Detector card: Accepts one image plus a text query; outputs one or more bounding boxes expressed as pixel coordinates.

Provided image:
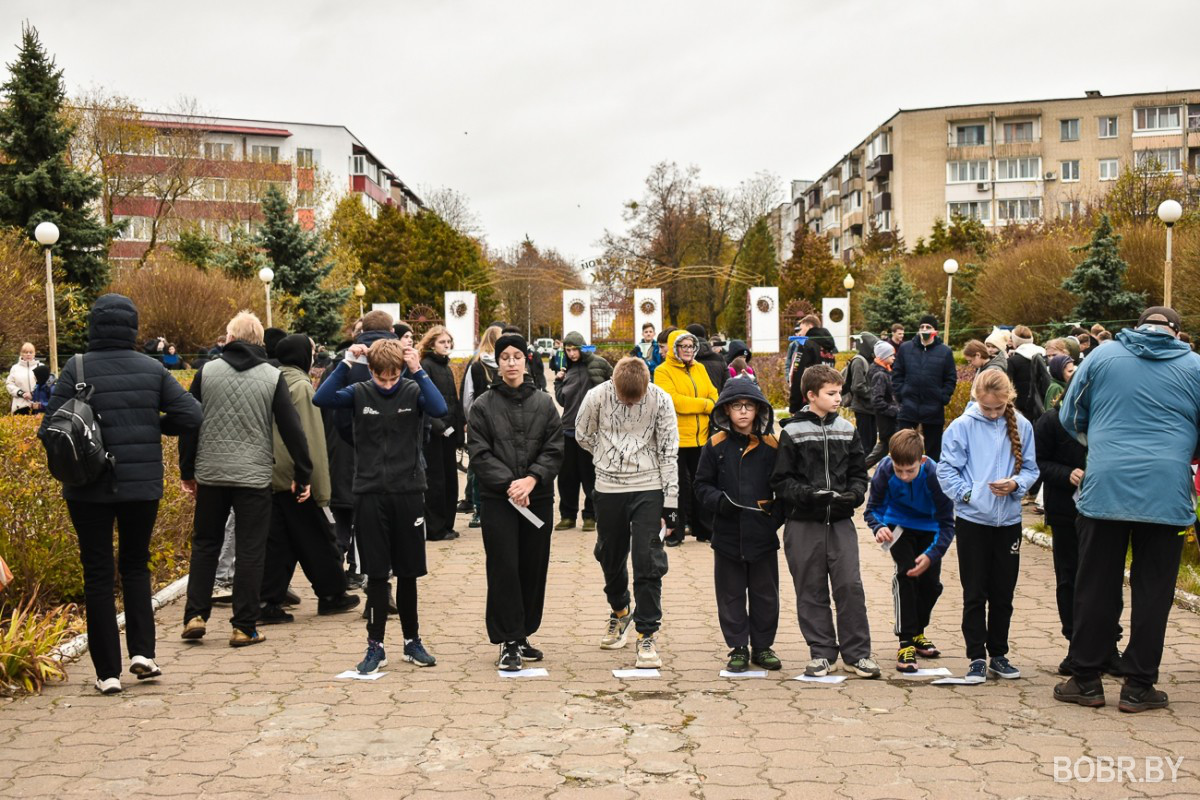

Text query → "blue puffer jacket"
[936,402,1038,527]
[1061,326,1200,527]
[864,456,956,561]
[892,336,957,423]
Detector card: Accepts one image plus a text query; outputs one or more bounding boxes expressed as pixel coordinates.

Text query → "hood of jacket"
[87,293,139,351]
[563,331,587,349]
[805,326,836,350]
[1014,342,1045,360]
[984,351,1008,372]
[664,329,700,368]
[1117,326,1195,360]
[356,328,398,348]
[856,332,879,360]
[711,376,773,436]
[221,339,270,371]
[276,334,313,373]
[491,374,537,398]
[724,339,751,364]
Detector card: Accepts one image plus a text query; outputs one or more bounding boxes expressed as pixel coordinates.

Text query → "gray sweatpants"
[782,518,871,663]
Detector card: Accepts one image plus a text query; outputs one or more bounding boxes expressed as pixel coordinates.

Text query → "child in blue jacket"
[864,428,955,673]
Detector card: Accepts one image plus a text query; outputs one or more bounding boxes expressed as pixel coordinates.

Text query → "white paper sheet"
[335,670,387,681]
[720,670,768,678]
[879,524,905,552]
[443,426,455,438]
[896,667,952,678]
[792,674,847,684]
[931,677,979,685]
[508,500,545,529]
[613,669,660,678]
[497,668,549,678]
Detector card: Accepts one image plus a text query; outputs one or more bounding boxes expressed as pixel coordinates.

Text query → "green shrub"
[0,592,76,695]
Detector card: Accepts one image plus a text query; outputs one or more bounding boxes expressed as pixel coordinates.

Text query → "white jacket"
[6,359,39,412]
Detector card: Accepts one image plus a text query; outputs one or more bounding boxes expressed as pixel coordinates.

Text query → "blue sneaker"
[356,639,387,674]
[402,638,437,667]
[988,656,1021,680]
[963,659,987,684]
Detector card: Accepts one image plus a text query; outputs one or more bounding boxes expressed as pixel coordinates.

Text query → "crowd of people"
[24,295,1200,715]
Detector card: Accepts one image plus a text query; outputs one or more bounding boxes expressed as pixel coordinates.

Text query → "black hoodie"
[41,293,204,502]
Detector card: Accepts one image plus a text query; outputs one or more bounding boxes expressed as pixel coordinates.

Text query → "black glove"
[663,508,679,530]
[718,496,737,517]
[829,491,860,518]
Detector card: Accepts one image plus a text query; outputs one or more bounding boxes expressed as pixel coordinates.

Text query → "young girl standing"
[936,370,1038,684]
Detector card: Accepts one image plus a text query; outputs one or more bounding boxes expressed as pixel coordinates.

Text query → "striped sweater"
[575,381,680,507]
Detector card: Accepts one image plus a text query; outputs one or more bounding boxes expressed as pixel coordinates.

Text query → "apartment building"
[109,113,422,262]
[764,179,811,265]
[803,89,1200,261]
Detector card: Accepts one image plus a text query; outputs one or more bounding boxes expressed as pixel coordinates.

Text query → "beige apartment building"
[799,89,1200,262]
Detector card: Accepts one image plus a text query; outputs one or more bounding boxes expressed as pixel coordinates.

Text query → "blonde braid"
[1002,402,1023,475]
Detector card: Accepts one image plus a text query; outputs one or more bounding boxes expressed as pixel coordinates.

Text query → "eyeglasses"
[677,344,697,351]
[729,402,757,412]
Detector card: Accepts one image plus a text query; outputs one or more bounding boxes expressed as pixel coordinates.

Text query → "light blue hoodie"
[936,402,1038,527]
[1061,325,1200,527]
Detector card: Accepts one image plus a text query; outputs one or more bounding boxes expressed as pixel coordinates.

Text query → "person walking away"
[891,315,957,460]
[553,331,612,531]
[865,341,900,468]
[845,332,878,456]
[772,364,880,679]
[1007,325,1050,422]
[7,341,40,414]
[786,315,838,414]
[419,326,465,541]
[468,334,564,672]
[936,369,1037,684]
[654,329,718,546]
[576,357,678,670]
[694,378,784,673]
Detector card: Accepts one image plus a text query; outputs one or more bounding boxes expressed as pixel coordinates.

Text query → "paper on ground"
[879,524,905,552]
[896,667,952,677]
[931,677,978,685]
[793,674,847,684]
[335,670,387,681]
[497,668,549,678]
[508,500,545,529]
[720,670,768,678]
[613,668,660,678]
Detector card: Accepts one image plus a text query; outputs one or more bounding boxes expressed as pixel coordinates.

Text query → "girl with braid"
[936,370,1038,684]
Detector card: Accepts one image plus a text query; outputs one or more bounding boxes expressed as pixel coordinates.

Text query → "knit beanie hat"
[918,314,938,329]
[1010,329,1033,349]
[686,323,708,340]
[874,341,895,360]
[393,322,413,340]
[985,328,1011,351]
[1048,354,1071,383]
[494,333,528,359]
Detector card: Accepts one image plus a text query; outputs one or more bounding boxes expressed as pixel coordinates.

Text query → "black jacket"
[554,351,612,431]
[771,405,868,523]
[335,328,400,443]
[891,335,956,423]
[467,376,564,502]
[695,379,784,562]
[1009,349,1051,422]
[846,334,878,415]
[868,362,900,418]
[695,340,728,394]
[1034,408,1087,528]
[41,293,204,503]
[421,352,464,447]
[787,327,837,413]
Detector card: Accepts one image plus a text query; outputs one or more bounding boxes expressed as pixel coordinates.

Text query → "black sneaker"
[519,639,544,662]
[259,604,294,625]
[751,648,782,671]
[345,572,365,590]
[725,646,750,673]
[1054,676,1106,707]
[456,499,474,513]
[497,641,523,672]
[283,589,302,606]
[317,593,361,615]
[664,532,685,547]
[1118,682,1168,713]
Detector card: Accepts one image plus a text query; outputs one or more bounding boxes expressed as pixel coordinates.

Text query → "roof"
[148,119,291,137]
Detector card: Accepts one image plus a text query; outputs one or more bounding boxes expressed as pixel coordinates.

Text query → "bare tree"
[489,238,584,338]
[421,185,483,239]
[67,87,156,226]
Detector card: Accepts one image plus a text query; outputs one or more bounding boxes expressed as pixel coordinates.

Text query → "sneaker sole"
[896,665,918,673]
[725,664,748,673]
[229,635,266,648]
[95,682,122,695]
[180,624,206,640]
[962,676,987,684]
[600,626,631,650]
[636,658,663,669]
[845,664,881,678]
[989,669,1021,680]
[804,667,830,677]
[358,659,389,675]
[497,661,523,672]
[1118,698,1167,713]
[130,664,162,681]
[318,602,361,616]
[1055,691,1106,708]
[402,655,437,667]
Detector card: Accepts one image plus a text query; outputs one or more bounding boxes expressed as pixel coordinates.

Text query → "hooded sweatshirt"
[1061,325,1200,527]
[653,329,719,448]
[271,334,331,505]
[935,402,1038,527]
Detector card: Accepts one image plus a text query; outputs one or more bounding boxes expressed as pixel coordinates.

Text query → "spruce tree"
[861,265,928,335]
[0,24,117,295]
[722,218,776,339]
[255,184,348,341]
[1061,214,1145,325]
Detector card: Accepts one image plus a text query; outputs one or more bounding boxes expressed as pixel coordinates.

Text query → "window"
[1060,160,1080,182]
[1190,105,1200,130]
[1060,200,1082,219]
[1099,158,1119,181]
[1002,121,1034,143]
[867,132,890,159]
[200,178,227,200]
[947,160,989,183]
[155,136,181,156]
[350,155,366,175]
[875,210,892,232]
[117,216,154,241]
[947,201,990,222]
[1135,148,1182,173]
[1135,106,1181,131]
[955,124,986,145]
[840,159,859,182]
[295,148,314,169]
[251,145,279,163]
[996,157,1041,181]
[1098,116,1118,138]
[1060,119,1079,141]
[204,142,233,160]
[997,198,1041,222]
[830,237,840,257]
[296,189,315,208]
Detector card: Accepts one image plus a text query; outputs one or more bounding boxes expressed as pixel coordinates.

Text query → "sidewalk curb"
[1021,527,1200,615]
[54,575,190,663]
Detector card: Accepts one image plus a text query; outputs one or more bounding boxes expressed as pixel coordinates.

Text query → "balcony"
[865,153,892,181]
[872,192,892,215]
[841,175,863,195]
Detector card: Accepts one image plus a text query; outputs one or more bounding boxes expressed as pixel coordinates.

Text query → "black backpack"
[38,354,115,487]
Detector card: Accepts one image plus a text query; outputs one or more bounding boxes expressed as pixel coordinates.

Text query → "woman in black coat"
[419,326,465,541]
[40,294,203,695]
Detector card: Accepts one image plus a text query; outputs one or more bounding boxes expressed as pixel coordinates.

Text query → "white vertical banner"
[633,289,663,340]
[822,297,851,352]
[371,303,402,322]
[562,290,592,345]
[443,291,476,358]
[748,287,780,353]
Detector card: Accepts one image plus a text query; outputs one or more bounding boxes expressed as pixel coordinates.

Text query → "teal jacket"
[1060,326,1200,527]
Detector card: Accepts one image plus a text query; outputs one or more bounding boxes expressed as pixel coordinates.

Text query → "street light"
[354,279,366,318]
[34,221,60,375]
[258,266,275,328]
[843,274,855,350]
[1157,199,1182,307]
[943,258,959,343]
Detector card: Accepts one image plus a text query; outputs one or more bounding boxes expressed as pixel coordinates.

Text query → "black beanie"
[686,323,707,339]
[393,322,413,339]
[494,333,528,359]
[918,314,938,329]
[263,327,288,358]
[33,364,50,383]
[275,333,313,373]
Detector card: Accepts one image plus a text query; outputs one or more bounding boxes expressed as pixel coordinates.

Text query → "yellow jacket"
[654,329,719,447]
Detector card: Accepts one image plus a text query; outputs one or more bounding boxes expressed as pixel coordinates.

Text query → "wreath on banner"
[569,299,586,316]
[756,296,774,314]
[639,298,657,315]
[450,300,468,319]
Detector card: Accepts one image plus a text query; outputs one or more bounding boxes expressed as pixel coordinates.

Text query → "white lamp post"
[258,266,275,328]
[34,221,60,375]
[943,258,959,343]
[1157,199,1182,307]
[354,279,366,318]
[843,274,855,339]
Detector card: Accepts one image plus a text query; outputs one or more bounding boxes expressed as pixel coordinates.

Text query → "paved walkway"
[2,507,1198,799]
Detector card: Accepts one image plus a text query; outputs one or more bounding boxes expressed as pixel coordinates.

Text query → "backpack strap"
[73,353,85,390]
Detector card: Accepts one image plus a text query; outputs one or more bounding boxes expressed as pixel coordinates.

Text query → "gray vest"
[194,359,280,488]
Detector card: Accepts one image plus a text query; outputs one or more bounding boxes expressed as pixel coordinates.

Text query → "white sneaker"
[95,677,122,695]
[600,610,632,650]
[845,656,882,679]
[635,635,663,668]
[804,657,831,677]
[130,656,162,680]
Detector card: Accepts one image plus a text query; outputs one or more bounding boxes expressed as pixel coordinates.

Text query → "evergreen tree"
[255,185,348,341]
[1061,213,1145,325]
[861,265,928,335]
[172,227,218,270]
[0,24,117,295]
[779,225,844,306]
[722,217,776,338]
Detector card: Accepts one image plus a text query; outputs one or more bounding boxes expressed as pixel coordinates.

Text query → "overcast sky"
[5,0,1198,263]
